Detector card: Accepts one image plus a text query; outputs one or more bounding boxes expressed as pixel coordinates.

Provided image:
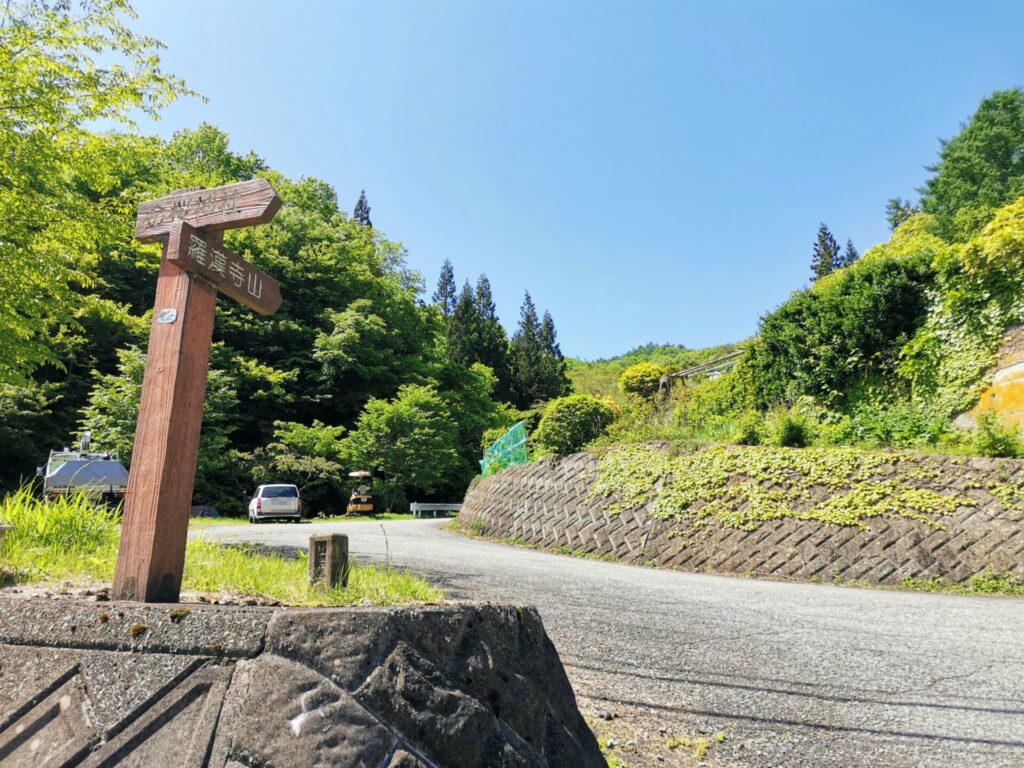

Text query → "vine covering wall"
[458,444,1024,584]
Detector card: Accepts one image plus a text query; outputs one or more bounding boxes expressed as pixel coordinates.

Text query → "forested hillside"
[567,343,735,402]
[574,88,1024,458]
[0,1,571,514]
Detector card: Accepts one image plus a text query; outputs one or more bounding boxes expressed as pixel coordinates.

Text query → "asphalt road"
[194,518,1024,768]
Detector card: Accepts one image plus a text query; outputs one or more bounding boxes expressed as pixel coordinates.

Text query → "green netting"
[480,421,529,476]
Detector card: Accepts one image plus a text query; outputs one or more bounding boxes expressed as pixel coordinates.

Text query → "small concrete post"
[308,533,349,588]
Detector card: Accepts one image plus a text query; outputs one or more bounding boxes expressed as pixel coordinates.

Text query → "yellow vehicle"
[346,470,374,515]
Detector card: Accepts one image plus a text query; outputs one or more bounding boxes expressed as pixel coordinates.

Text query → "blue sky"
[131,0,1024,360]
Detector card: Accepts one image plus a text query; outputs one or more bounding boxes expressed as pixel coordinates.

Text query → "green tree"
[446,282,479,367]
[618,363,667,399]
[353,189,372,227]
[77,346,244,511]
[920,88,1024,241]
[341,384,460,511]
[0,0,193,384]
[433,259,457,318]
[508,292,544,407]
[810,223,840,280]
[474,274,511,398]
[0,382,59,491]
[538,310,571,399]
[433,362,506,491]
[534,395,615,455]
[834,239,859,269]
[251,420,347,515]
[886,197,919,231]
[748,254,933,407]
[507,294,569,408]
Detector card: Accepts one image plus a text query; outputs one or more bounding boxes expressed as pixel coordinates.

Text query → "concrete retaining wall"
[0,596,603,767]
[458,448,1024,585]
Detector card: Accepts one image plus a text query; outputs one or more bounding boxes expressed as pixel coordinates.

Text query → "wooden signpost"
[112,180,283,602]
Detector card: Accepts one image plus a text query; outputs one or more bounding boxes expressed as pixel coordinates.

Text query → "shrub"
[731,411,763,446]
[747,254,933,408]
[618,363,667,399]
[848,399,951,448]
[765,408,811,447]
[675,368,754,428]
[971,411,1023,457]
[534,394,615,455]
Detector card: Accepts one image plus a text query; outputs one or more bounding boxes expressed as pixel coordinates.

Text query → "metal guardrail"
[410,503,462,518]
[660,351,745,391]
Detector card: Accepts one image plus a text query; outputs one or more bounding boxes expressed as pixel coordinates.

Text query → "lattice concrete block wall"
[459,449,1024,585]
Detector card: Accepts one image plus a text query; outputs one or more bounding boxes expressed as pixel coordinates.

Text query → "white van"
[248,484,301,523]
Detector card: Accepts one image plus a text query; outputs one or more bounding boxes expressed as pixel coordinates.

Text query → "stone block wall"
[0,598,603,767]
[458,448,1024,585]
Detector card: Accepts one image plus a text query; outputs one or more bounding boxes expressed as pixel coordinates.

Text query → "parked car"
[248,484,301,523]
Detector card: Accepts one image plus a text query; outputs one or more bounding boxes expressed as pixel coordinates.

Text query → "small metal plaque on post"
[308,534,349,588]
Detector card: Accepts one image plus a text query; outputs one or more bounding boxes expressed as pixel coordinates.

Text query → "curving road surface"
[194,518,1024,768]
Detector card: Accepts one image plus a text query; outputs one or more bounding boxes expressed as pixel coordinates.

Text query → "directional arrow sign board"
[113,181,283,603]
[168,221,282,315]
[134,178,281,243]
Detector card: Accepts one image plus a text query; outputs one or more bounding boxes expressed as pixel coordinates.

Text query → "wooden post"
[112,241,217,602]
[113,182,282,603]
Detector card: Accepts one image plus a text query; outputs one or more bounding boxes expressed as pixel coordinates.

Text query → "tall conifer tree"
[508,294,569,407]
[473,274,510,397]
[538,310,570,397]
[433,259,457,318]
[353,190,372,228]
[446,282,478,366]
[810,223,839,280]
[508,292,543,407]
[835,239,859,269]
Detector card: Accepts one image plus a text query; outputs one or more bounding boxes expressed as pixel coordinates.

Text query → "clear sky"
[130,0,1024,360]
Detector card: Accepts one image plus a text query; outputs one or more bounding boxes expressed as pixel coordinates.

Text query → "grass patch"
[900,570,1024,597]
[184,539,440,606]
[1,489,440,606]
[0,487,120,582]
[551,545,618,563]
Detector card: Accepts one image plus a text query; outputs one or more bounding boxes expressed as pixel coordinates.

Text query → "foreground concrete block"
[0,596,603,767]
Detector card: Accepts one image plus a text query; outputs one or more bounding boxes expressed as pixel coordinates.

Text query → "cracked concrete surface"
[200,518,1024,768]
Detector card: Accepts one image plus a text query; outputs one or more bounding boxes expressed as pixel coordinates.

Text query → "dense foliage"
[534,394,615,456]
[0,0,192,384]
[591,87,1024,459]
[0,2,561,512]
[920,88,1024,241]
[617,363,667,399]
[747,246,933,407]
[568,343,736,403]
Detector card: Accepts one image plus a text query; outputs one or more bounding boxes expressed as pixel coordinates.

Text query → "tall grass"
[183,539,441,606]
[0,488,441,605]
[0,487,120,581]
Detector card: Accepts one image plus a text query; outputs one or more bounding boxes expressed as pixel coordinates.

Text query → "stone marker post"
[308,534,349,588]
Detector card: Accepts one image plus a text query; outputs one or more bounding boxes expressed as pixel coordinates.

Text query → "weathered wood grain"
[112,238,218,602]
[116,181,283,603]
[134,179,282,243]
[167,221,282,316]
